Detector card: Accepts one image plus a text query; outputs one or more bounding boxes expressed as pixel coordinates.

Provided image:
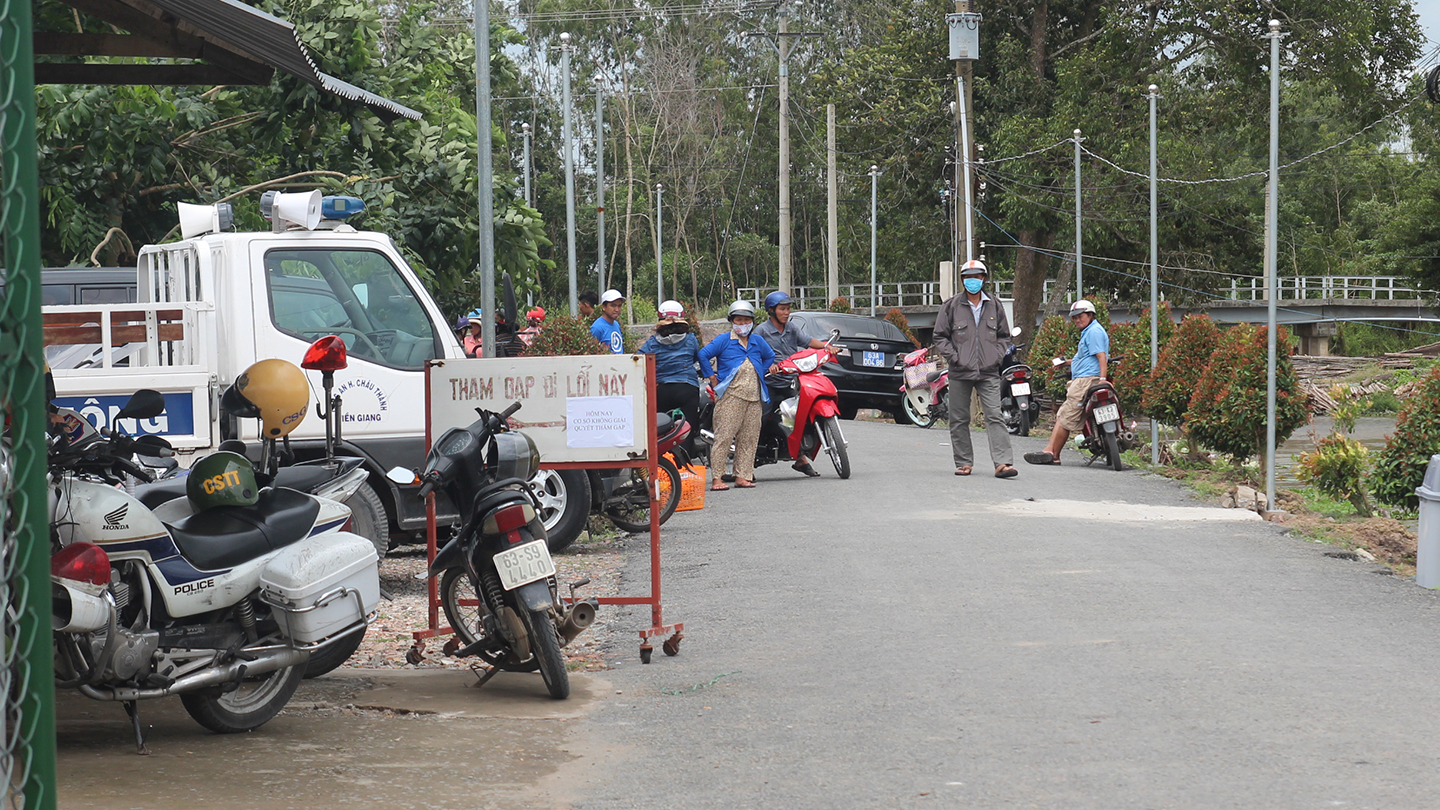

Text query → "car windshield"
[264,248,436,369]
[800,314,907,342]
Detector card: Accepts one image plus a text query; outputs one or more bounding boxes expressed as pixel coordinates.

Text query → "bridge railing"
[736,280,1058,312]
[1226,276,1431,301]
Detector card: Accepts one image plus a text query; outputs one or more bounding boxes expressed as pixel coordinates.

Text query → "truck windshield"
[264,248,437,370]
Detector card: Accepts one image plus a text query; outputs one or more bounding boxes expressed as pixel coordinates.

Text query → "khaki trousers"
[712,393,763,482]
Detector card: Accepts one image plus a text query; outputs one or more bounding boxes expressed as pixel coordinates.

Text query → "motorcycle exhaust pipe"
[557,599,599,645]
[1121,431,1136,443]
[53,580,113,633]
[77,647,309,701]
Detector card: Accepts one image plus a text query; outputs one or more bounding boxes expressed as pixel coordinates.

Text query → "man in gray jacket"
[931,260,1017,478]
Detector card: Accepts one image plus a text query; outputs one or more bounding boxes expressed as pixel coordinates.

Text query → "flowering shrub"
[523,313,610,357]
[1185,324,1308,465]
[1370,366,1440,509]
[829,296,852,314]
[1027,315,1079,400]
[885,308,920,347]
[1143,314,1221,428]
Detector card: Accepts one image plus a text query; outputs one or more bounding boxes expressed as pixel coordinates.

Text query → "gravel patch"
[341,518,629,673]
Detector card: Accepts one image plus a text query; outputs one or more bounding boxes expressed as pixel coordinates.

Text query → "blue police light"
[321,195,366,221]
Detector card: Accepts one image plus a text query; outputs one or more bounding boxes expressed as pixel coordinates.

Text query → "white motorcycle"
[47,389,379,749]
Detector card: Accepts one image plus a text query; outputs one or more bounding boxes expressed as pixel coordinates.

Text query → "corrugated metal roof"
[141,0,421,121]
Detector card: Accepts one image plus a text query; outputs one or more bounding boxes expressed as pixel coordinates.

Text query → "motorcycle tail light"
[483,503,535,536]
[1014,369,1027,379]
[52,543,110,586]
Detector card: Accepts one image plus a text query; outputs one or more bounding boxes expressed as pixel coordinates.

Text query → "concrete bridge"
[738,276,1440,355]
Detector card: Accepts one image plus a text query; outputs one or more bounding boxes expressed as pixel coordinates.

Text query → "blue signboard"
[53,392,195,437]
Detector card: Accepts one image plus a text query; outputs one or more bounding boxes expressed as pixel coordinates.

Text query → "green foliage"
[1297,385,1375,517]
[523,314,610,357]
[828,297,852,314]
[1186,325,1309,464]
[1370,367,1440,509]
[1028,315,1080,400]
[1335,321,1440,357]
[885,308,920,347]
[1143,314,1221,428]
[1105,322,1148,416]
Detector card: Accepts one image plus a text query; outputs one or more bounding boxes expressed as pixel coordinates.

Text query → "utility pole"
[948,2,980,268]
[826,103,839,305]
[475,0,496,356]
[561,32,578,317]
[870,165,879,317]
[656,182,664,303]
[595,76,607,292]
[1148,86,1159,465]
[1265,19,1282,512]
[522,122,533,306]
[746,9,817,294]
[1073,128,1083,298]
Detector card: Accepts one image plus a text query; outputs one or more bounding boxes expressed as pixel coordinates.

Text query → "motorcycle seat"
[655,411,675,434]
[165,487,321,570]
[134,477,188,510]
[925,369,944,383]
[134,464,346,510]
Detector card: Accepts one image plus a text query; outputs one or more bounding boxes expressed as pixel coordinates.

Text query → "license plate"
[1011,382,1031,397]
[862,351,884,367]
[493,540,556,590]
[1093,404,1120,424]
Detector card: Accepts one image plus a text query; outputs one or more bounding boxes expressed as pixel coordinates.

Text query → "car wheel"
[529,468,590,553]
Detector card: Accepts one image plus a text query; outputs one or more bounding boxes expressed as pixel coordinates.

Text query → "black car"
[784,311,915,422]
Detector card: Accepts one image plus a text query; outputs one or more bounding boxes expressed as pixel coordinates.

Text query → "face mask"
[732,323,753,337]
[963,278,984,294]
[655,333,686,345]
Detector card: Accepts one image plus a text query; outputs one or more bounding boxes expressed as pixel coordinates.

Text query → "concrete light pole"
[561,32,578,316]
[656,183,664,303]
[1074,128,1083,298]
[522,122,533,306]
[1265,19,1282,511]
[1148,85,1160,465]
[870,165,879,317]
[475,0,496,356]
[595,75,607,292]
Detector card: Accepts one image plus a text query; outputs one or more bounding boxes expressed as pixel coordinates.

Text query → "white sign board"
[427,355,652,463]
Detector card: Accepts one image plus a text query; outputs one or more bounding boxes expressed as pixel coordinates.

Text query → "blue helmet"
[466,308,483,326]
[764,290,791,314]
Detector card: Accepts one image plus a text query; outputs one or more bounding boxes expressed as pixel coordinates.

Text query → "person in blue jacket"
[590,289,626,353]
[698,300,777,490]
[637,300,702,457]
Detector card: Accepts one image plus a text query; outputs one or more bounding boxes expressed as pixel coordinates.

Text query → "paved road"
[553,419,1440,809]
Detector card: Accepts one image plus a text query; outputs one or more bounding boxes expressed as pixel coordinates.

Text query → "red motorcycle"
[699,339,851,479]
[1052,355,1136,472]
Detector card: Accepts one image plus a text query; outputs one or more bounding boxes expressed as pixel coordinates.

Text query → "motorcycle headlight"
[792,354,819,373]
[778,397,799,432]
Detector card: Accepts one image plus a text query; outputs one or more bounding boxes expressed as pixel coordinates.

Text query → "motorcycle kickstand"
[122,700,149,756]
[467,662,501,688]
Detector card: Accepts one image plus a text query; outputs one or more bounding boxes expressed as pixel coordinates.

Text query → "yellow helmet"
[232,359,309,438]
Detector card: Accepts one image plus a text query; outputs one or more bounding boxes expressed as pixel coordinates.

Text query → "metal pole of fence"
[1265,19,1281,512]
[1149,84,1160,465]
[1,0,57,799]
[561,33,578,316]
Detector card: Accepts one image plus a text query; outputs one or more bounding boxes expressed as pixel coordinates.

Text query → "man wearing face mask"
[932,260,1018,479]
[756,290,831,477]
[637,300,702,457]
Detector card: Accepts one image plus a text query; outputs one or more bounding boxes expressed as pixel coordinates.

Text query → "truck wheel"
[347,480,390,558]
[530,469,590,553]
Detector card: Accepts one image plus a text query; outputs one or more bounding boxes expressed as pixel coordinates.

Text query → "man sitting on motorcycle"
[1024,299,1109,466]
[756,290,831,477]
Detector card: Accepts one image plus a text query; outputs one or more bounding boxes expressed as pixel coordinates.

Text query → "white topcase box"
[260,532,379,645]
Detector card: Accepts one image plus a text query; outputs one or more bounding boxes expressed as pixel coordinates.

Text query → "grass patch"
[1287,485,1357,520]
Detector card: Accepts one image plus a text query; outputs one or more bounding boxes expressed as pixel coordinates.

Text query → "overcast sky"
[1417,0,1440,48]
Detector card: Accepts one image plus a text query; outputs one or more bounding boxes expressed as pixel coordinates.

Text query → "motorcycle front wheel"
[605,457,681,533]
[820,416,851,479]
[1103,431,1123,472]
[520,606,570,699]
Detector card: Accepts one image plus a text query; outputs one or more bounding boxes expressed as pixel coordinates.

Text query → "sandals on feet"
[1023,451,1061,465]
[792,461,821,477]
[734,479,756,488]
[710,482,730,491]
[995,464,1018,479]
[954,466,973,476]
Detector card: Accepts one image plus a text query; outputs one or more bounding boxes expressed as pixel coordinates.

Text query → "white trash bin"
[1415,455,1440,588]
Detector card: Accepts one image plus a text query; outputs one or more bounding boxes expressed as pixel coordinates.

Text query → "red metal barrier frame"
[410,354,683,665]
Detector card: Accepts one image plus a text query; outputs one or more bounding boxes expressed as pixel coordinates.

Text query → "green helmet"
[186,451,259,510]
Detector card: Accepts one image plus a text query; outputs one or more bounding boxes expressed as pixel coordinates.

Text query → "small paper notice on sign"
[566,396,635,448]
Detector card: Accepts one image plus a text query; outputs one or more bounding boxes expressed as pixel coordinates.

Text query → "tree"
[1185,324,1308,467]
[1142,313,1221,439]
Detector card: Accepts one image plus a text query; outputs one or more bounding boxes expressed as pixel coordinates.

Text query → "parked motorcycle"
[900,347,948,429]
[1000,332,1041,437]
[394,401,597,700]
[698,334,851,479]
[1052,355,1135,471]
[47,389,379,749]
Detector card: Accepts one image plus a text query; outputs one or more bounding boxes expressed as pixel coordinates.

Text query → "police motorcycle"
[390,401,598,700]
[47,370,380,749]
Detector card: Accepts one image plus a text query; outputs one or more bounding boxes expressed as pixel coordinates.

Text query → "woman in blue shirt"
[637,300,702,457]
[698,301,777,489]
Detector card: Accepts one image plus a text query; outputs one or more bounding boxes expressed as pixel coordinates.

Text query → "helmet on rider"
[658,300,685,321]
[727,300,757,322]
[186,450,259,510]
[960,259,988,277]
[226,358,310,439]
[466,308,483,327]
[1069,299,1097,319]
[526,307,546,325]
[763,290,791,317]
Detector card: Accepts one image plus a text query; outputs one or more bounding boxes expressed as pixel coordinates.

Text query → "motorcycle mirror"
[135,434,173,454]
[1011,326,1023,337]
[116,389,165,421]
[501,272,518,335]
[828,329,841,343]
[386,466,419,485]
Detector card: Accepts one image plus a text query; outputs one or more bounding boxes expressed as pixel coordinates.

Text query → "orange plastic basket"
[675,463,707,512]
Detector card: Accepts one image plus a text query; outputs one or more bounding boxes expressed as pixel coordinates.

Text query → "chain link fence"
[1,0,58,804]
